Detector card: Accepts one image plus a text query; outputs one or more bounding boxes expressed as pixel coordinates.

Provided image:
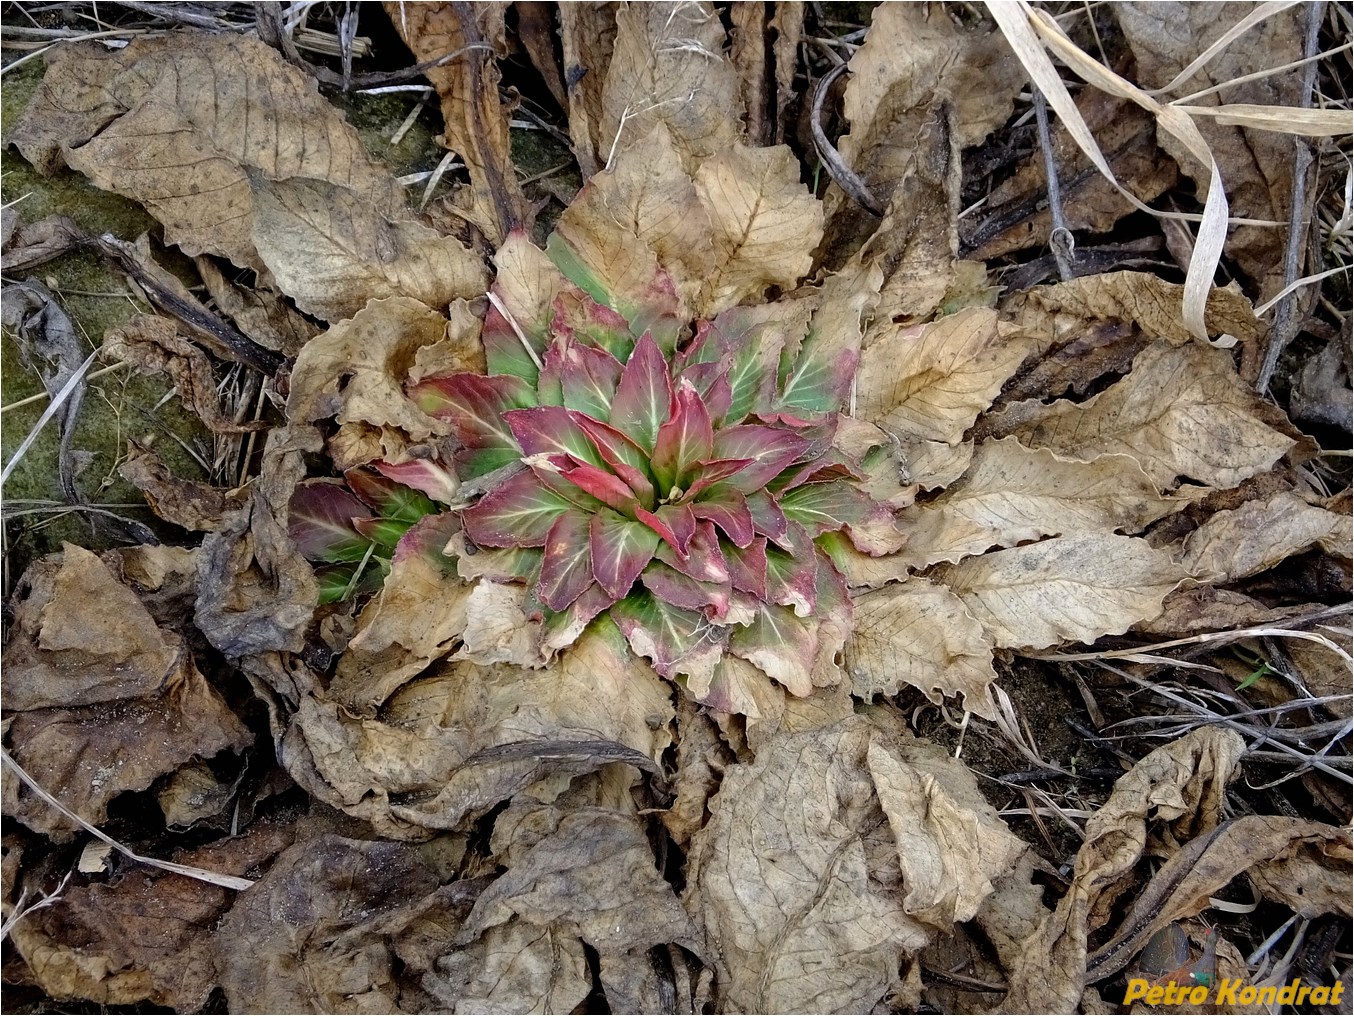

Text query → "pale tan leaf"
[991,341,1295,489]
[567,123,714,309]
[694,142,825,316]
[425,922,590,1014]
[935,534,1187,650]
[1179,490,1354,583]
[287,296,452,440]
[600,1,742,168]
[686,718,931,1013]
[847,579,998,718]
[9,33,400,273]
[252,177,486,323]
[857,309,1031,444]
[329,540,472,715]
[558,2,620,177]
[902,438,1183,569]
[902,437,975,491]
[866,739,1025,928]
[452,580,543,667]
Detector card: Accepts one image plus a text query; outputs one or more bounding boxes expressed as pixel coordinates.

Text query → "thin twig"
[810,62,885,216]
[1032,88,1076,280]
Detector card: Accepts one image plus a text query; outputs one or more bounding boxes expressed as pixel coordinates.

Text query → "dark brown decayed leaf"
[119,442,246,533]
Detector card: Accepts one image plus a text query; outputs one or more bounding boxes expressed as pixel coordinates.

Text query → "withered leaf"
[558,1,620,178]
[600,1,742,168]
[424,920,590,1014]
[10,34,400,274]
[119,441,245,533]
[935,534,1186,650]
[857,309,1031,445]
[901,438,1183,569]
[990,340,1295,489]
[847,578,998,718]
[1179,490,1353,584]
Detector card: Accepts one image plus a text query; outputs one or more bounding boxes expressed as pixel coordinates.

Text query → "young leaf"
[537,509,595,611]
[681,457,756,501]
[461,469,577,547]
[570,411,656,504]
[654,520,730,583]
[290,481,374,563]
[650,379,714,490]
[558,462,641,514]
[691,488,756,548]
[345,467,437,523]
[608,331,674,453]
[744,488,789,542]
[635,502,698,557]
[590,510,661,598]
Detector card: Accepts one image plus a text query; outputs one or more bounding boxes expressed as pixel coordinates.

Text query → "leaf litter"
[1,3,1350,1014]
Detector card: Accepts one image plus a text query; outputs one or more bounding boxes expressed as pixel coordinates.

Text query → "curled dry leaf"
[857,308,1032,445]
[935,533,1187,650]
[119,441,245,533]
[1179,490,1354,584]
[10,34,398,275]
[425,920,590,1014]
[728,2,803,146]
[558,1,621,177]
[1003,727,1244,1013]
[847,578,998,719]
[7,817,294,1011]
[600,1,742,169]
[990,341,1296,489]
[383,1,531,244]
[687,716,1022,1013]
[2,546,250,840]
[901,437,1184,570]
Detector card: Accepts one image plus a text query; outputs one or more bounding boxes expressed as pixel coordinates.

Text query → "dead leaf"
[857,308,1032,444]
[1179,490,1353,584]
[935,534,1186,650]
[2,546,251,840]
[10,34,400,275]
[600,1,742,168]
[195,256,319,357]
[1139,587,1322,636]
[424,919,591,1013]
[216,834,439,1013]
[901,438,1184,569]
[119,441,245,533]
[695,141,826,316]
[847,578,998,718]
[7,817,293,1011]
[558,2,620,177]
[989,341,1296,489]
[729,2,804,146]
[687,715,1024,1012]
[1115,3,1306,301]
[452,579,543,668]
[384,1,532,244]
[661,698,731,846]
[1003,727,1244,1012]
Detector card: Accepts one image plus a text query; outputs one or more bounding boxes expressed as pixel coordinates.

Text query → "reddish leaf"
[590,510,660,598]
[729,602,817,697]
[677,360,733,426]
[289,481,373,563]
[558,462,640,514]
[344,467,437,523]
[408,372,535,478]
[352,515,411,550]
[570,411,656,504]
[448,531,542,583]
[778,324,857,419]
[636,502,698,558]
[744,488,789,542]
[535,340,566,406]
[537,510,594,610]
[710,425,809,491]
[393,511,462,567]
[558,340,624,420]
[700,306,793,424]
[691,489,755,548]
[641,562,732,617]
[373,458,459,505]
[765,545,818,616]
[682,458,755,501]
[504,406,605,467]
[723,537,768,599]
[552,291,635,363]
[539,581,616,652]
[609,331,673,453]
[654,520,730,583]
[651,378,714,490]
[461,469,576,547]
[610,592,717,678]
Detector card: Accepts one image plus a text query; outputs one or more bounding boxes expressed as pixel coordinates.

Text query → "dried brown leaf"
[935,534,1186,650]
[901,438,1183,570]
[857,308,1032,445]
[120,442,245,532]
[558,2,620,177]
[600,1,742,168]
[424,920,590,1013]
[990,341,1295,489]
[847,579,998,718]
[195,256,319,357]
[1179,490,1353,584]
[382,1,532,244]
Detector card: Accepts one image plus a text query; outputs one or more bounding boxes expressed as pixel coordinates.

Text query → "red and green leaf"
[690,488,755,548]
[448,531,542,583]
[558,462,640,514]
[392,511,461,569]
[723,537,768,600]
[315,562,386,604]
[611,592,716,677]
[650,379,714,490]
[352,515,412,551]
[552,291,635,363]
[558,340,624,420]
[504,406,605,468]
[570,412,656,504]
[682,458,755,501]
[641,561,732,618]
[636,502,697,557]
[729,602,817,697]
[777,325,857,419]
[344,467,437,524]
[710,425,809,492]
[539,581,616,652]
[409,372,535,478]
[373,458,459,505]
[777,480,877,536]
[654,520,729,583]
[764,545,818,616]
[589,509,661,598]
[461,469,577,547]
[744,488,789,542]
[608,331,674,453]
[676,360,733,426]
[289,481,374,563]
[537,509,595,610]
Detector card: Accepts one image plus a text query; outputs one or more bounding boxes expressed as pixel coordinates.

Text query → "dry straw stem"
[986,0,1352,344]
[0,749,254,892]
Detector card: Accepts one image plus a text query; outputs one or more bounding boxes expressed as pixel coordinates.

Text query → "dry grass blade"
[0,750,254,891]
